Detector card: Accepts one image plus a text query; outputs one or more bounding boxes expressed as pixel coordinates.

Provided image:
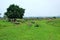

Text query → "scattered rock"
[27,22,32,27]
[14,22,20,24]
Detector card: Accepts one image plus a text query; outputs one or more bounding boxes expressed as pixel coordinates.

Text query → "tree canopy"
[5,4,25,19]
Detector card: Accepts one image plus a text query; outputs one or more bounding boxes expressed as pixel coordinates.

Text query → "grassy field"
[0,18,60,40]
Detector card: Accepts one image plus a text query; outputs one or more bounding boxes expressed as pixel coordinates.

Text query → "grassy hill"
[0,18,60,40]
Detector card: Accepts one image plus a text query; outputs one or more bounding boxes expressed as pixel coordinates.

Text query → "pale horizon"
[0,0,60,17]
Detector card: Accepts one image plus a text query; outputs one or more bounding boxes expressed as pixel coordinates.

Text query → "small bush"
[31,21,35,24]
[35,24,39,27]
[53,17,56,19]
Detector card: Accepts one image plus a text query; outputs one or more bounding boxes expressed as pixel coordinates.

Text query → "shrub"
[53,17,56,19]
[31,21,35,24]
[35,24,39,27]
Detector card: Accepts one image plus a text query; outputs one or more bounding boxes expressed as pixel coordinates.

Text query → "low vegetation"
[0,18,60,40]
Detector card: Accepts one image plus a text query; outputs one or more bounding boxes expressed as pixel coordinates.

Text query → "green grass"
[0,19,60,40]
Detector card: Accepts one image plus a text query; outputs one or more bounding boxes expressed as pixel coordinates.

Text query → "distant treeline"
[0,16,60,19]
[23,17,60,19]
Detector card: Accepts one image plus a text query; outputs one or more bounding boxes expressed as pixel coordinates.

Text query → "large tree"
[5,4,25,22]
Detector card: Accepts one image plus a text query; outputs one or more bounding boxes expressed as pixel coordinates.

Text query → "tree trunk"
[13,18,16,22]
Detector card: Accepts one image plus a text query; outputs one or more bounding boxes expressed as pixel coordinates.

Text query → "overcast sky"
[0,0,60,17]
